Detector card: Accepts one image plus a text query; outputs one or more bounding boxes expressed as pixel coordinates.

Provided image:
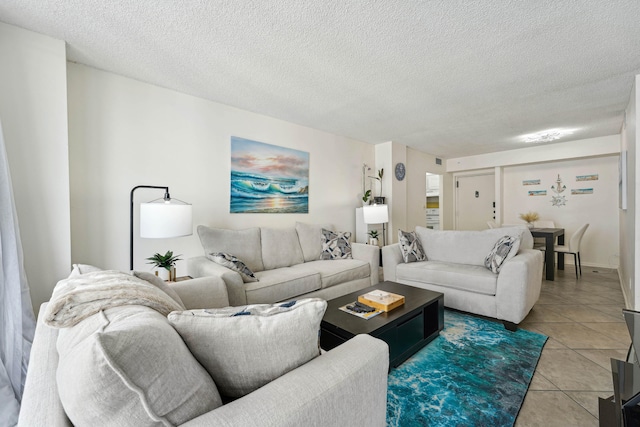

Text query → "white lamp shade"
[363,204,389,224]
[140,201,193,238]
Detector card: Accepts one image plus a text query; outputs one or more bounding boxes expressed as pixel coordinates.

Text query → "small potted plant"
[146,250,182,281]
[368,229,379,246]
[519,211,540,228]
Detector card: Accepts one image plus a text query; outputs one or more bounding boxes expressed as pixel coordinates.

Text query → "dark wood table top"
[321,281,443,336]
[530,227,565,237]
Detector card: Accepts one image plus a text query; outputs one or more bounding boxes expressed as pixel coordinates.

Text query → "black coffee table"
[321,281,444,368]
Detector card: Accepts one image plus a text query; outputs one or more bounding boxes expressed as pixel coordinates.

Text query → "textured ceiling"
[1,1,639,158]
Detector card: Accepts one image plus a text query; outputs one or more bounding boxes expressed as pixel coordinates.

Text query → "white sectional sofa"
[188,222,380,306]
[382,226,543,329]
[19,275,389,427]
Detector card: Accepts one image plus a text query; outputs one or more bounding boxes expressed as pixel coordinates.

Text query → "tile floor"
[515,266,629,426]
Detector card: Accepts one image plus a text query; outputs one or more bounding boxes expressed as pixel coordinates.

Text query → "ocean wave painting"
[230,137,309,213]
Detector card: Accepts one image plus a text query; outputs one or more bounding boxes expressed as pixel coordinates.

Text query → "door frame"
[453,169,495,230]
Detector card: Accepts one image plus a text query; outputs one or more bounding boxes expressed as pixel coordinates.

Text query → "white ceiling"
[1,1,639,158]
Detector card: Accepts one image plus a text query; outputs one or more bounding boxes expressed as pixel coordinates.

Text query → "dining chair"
[533,220,556,249]
[553,223,589,279]
[487,220,498,229]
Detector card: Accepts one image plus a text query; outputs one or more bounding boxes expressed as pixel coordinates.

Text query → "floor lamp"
[130,185,193,271]
[363,204,389,246]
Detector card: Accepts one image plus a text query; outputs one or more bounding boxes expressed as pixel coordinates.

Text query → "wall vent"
[435,158,442,165]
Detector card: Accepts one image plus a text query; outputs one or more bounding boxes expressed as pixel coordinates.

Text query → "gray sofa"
[189,222,380,305]
[18,276,389,427]
[383,226,543,328]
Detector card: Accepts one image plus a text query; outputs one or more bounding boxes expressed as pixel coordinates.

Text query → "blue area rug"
[387,310,547,427]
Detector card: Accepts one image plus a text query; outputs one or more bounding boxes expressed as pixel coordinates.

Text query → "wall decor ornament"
[576,174,598,181]
[550,174,567,207]
[528,190,546,196]
[571,188,593,195]
[230,136,309,213]
[522,179,540,186]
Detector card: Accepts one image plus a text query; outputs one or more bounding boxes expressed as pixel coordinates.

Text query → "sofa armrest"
[496,249,544,324]
[188,256,247,305]
[169,276,230,309]
[352,243,380,285]
[18,303,72,427]
[182,334,389,427]
[382,243,403,282]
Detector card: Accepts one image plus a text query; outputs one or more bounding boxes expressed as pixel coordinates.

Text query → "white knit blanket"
[44,270,184,328]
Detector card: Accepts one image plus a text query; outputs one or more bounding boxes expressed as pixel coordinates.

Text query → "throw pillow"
[398,230,427,263]
[56,306,222,426]
[168,298,327,398]
[484,235,521,273]
[320,229,352,260]
[207,252,258,283]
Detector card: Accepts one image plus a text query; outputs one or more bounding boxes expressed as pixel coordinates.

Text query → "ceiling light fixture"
[520,128,576,143]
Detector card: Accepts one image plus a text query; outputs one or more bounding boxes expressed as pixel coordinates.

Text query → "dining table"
[530,227,565,281]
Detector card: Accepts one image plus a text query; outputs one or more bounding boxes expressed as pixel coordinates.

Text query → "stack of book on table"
[339,290,405,320]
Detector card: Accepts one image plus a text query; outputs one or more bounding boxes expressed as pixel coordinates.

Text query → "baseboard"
[618,268,632,309]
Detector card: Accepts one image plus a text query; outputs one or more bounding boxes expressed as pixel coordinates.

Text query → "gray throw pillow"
[484,235,521,273]
[57,306,222,426]
[207,252,258,283]
[168,298,327,398]
[320,229,352,260]
[398,230,426,263]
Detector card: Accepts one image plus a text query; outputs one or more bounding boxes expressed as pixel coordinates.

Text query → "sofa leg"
[504,321,518,332]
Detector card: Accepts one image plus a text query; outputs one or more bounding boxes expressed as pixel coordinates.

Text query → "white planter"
[155,268,171,281]
[368,237,379,246]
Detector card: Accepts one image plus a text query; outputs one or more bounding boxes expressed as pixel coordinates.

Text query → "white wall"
[503,156,620,269]
[0,23,71,313]
[67,63,375,274]
[620,76,637,308]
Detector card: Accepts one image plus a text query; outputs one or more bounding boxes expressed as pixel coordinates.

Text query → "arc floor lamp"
[129,185,193,271]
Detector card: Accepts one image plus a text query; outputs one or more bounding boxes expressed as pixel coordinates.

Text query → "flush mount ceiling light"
[520,128,576,143]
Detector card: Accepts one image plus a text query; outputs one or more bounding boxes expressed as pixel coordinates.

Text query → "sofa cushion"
[261,227,305,269]
[56,306,222,426]
[207,252,258,282]
[414,226,525,266]
[246,268,321,304]
[293,259,370,288]
[197,225,264,272]
[132,271,186,309]
[396,261,498,296]
[168,298,327,398]
[295,222,330,262]
[484,235,521,273]
[398,230,426,263]
[321,229,352,259]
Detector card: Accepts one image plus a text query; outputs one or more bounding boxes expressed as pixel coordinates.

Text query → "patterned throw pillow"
[207,252,258,282]
[168,298,327,398]
[484,235,521,273]
[320,229,352,260]
[398,230,427,263]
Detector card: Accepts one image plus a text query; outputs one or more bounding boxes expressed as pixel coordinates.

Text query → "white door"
[456,174,495,230]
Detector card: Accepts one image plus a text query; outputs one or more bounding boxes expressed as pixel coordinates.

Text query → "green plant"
[362,189,371,203]
[368,229,379,239]
[146,250,182,271]
[369,168,385,197]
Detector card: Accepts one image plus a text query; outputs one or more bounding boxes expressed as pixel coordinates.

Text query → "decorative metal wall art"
[550,174,567,207]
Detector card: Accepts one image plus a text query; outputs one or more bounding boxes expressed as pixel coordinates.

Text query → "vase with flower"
[519,211,539,229]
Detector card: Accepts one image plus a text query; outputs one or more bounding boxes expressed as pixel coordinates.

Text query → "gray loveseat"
[188,222,380,305]
[383,226,543,328]
[18,275,389,427]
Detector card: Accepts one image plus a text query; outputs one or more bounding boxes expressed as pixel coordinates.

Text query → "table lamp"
[363,204,389,245]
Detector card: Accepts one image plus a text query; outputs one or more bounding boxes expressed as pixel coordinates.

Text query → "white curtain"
[0,119,36,426]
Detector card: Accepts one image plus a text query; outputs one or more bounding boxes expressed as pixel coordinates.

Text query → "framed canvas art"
[230,136,309,213]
